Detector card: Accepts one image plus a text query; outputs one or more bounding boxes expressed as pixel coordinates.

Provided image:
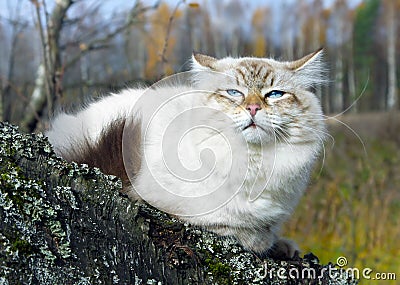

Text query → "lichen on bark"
[0,122,357,284]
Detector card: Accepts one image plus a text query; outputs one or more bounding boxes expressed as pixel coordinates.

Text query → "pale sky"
[0,0,363,24]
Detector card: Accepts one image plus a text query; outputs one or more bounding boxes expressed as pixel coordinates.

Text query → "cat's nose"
[246,103,261,116]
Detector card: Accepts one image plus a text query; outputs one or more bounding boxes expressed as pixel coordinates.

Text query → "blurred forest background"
[0,0,399,282]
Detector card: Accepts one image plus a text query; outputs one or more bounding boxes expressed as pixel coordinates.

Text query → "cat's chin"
[241,125,273,145]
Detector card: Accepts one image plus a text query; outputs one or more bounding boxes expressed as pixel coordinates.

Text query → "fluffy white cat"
[47,49,327,259]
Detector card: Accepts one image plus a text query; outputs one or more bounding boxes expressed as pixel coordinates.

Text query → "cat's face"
[191,50,326,146]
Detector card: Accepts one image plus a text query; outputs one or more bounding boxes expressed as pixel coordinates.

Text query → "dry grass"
[285,112,400,284]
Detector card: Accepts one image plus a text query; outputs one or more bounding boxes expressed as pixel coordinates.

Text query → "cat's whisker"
[272,125,295,152]
[325,115,367,157]
[293,123,327,176]
[292,119,335,149]
[313,135,327,178]
[299,112,366,156]
[331,74,369,118]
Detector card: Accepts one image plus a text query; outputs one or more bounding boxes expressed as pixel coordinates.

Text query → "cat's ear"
[287,48,327,87]
[287,48,324,71]
[191,52,217,71]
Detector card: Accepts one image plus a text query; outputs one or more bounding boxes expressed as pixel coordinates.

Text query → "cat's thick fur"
[47,49,326,259]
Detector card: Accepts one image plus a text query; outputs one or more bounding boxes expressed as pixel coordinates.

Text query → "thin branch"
[63,44,110,70]
[0,76,42,123]
[159,0,185,66]
[0,15,30,29]
[63,1,159,70]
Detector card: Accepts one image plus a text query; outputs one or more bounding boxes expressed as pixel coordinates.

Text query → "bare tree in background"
[309,0,326,110]
[295,0,308,58]
[124,2,147,79]
[331,0,348,113]
[345,9,357,113]
[281,3,295,59]
[1,0,399,125]
[251,7,271,57]
[22,0,73,131]
[0,22,3,122]
[1,0,28,122]
[22,0,159,132]
[224,0,244,57]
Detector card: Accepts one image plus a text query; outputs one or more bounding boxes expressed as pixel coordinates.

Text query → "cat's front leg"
[234,228,299,260]
[267,237,299,260]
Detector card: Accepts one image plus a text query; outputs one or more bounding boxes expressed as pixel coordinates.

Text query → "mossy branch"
[0,122,357,284]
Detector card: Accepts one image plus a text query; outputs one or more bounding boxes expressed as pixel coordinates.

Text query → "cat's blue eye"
[266,90,285,99]
[226,89,244,97]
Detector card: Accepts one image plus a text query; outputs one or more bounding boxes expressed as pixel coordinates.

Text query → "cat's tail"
[47,113,142,190]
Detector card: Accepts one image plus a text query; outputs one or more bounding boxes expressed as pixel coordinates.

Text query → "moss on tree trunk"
[0,122,357,284]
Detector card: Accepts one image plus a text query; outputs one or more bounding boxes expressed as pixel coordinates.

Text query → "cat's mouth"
[243,122,257,130]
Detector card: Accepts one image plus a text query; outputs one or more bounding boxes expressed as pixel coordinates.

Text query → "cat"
[46,49,327,259]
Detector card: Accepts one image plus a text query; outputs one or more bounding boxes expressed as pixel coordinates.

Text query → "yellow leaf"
[188,2,200,8]
[79,43,87,51]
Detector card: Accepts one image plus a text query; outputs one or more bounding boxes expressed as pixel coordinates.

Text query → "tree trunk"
[386,1,398,110]
[311,0,323,106]
[22,0,73,132]
[347,37,357,113]
[1,0,26,123]
[0,84,3,122]
[20,64,46,131]
[0,122,358,285]
[334,50,344,112]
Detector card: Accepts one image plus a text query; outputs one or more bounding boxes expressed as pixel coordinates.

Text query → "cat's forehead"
[217,57,276,69]
[218,57,280,88]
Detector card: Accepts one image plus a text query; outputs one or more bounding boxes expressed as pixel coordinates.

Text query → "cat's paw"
[267,238,300,260]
